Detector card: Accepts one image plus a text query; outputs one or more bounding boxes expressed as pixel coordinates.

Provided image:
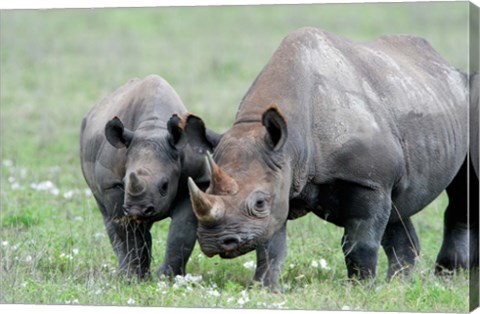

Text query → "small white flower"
[84,189,93,197]
[319,258,331,270]
[311,260,319,268]
[127,298,135,305]
[2,241,8,246]
[2,159,13,167]
[289,263,295,269]
[11,182,21,190]
[8,176,16,183]
[243,260,255,270]
[21,282,27,288]
[184,274,203,283]
[25,255,33,263]
[73,216,83,222]
[72,248,79,255]
[72,299,79,304]
[237,290,250,306]
[226,297,235,303]
[342,305,351,311]
[63,190,76,199]
[207,289,221,297]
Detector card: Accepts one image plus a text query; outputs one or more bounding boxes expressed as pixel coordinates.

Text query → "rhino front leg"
[341,188,391,280]
[381,217,420,279]
[106,218,153,279]
[254,223,287,291]
[95,197,153,278]
[158,196,198,278]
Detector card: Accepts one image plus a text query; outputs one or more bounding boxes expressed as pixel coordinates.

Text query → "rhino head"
[188,106,291,258]
[105,113,214,223]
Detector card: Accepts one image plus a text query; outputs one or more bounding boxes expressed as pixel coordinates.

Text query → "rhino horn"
[188,177,224,223]
[205,152,239,195]
[128,171,146,196]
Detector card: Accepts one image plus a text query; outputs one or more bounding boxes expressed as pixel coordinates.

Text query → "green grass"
[0,2,473,312]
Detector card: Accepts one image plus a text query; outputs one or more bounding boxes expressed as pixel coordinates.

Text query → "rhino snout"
[122,204,155,218]
[220,235,241,252]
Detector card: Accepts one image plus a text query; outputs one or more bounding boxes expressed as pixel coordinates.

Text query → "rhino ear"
[105,117,134,148]
[262,105,287,151]
[184,114,220,153]
[167,114,187,149]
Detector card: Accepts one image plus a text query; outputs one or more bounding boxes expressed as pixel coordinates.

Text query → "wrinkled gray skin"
[81,75,219,278]
[189,28,473,289]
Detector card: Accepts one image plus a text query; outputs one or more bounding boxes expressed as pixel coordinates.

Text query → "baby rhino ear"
[184,114,222,154]
[262,104,287,151]
[105,116,134,148]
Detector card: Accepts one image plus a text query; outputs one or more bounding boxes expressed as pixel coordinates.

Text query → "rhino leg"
[340,188,391,280]
[254,223,287,291]
[158,196,197,278]
[95,197,153,278]
[381,217,420,279]
[436,158,478,273]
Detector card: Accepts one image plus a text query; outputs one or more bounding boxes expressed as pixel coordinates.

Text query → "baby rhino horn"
[128,172,146,196]
[205,153,238,195]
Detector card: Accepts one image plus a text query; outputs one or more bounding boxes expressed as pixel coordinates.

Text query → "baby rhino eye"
[255,199,266,209]
[158,177,169,197]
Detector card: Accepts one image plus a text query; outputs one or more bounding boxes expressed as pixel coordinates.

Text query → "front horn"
[128,172,146,196]
[205,153,238,195]
[188,177,224,223]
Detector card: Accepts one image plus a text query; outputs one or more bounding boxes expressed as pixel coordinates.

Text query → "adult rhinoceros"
[81,75,218,278]
[187,28,473,289]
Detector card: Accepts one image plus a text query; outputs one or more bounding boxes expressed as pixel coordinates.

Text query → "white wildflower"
[127,298,135,305]
[319,258,331,270]
[31,181,59,195]
[2,241,8,246]
[185,274,203,283]
[237,290,250,306]
[289,263,295,269]
[84,189,93,197]
[21,282,27,288]
[63,190,76,199]
[72,248,79,255]
[72,299,79,304]
[2,159,13,167]
[25,255,33,263]
[311,260,319,268]
[8,176,16,183]
[342,305,351,311]
[207,289,221,297]
[243,260,255,270]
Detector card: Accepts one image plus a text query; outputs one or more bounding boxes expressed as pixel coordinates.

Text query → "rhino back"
[237,27,468,217]
[80,75,187,197]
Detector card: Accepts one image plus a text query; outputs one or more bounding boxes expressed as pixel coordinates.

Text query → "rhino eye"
[247,190,270,218]
[255,199,266,209]
[158,179,169,197]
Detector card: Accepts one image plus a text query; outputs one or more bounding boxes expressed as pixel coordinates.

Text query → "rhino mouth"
[199,238,257,259]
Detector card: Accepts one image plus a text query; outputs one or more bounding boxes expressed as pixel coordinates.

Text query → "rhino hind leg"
[381,217,420,279]
[254,223,288,291]
[158,197,197,278]
[435,157,476,274]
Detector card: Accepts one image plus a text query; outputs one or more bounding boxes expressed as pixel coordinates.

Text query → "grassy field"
[0,2,473,312]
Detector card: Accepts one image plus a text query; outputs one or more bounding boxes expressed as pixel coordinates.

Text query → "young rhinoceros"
[187,28,473,289]
[80,75,219,278]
